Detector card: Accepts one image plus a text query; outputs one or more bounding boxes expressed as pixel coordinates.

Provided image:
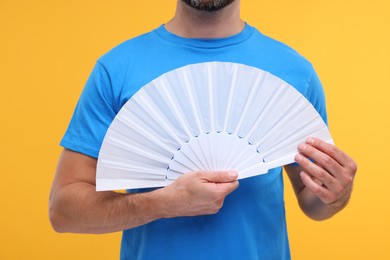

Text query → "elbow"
[48,194,71,233]
[49,210,66,233]
[49,202,66,233]
[303,211,334,221]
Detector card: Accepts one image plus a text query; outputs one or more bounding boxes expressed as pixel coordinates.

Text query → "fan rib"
[179,143,207,170]
[98,149,168,170]
[239,162,268,179]
[97,179,169,191]
[198,134,214,170]
[168,157,197,174]
[234,149,264,172]
[98,162,165,177]
[169,149,201,172]
[185,137,209,170]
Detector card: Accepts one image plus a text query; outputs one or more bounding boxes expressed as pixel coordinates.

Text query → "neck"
[165,0,244,39]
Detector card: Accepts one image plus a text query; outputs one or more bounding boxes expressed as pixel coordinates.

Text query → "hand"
[160,171,239,217]
[294,137,357,209]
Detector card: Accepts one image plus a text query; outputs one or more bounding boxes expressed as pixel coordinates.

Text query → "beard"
[181,0,236,12]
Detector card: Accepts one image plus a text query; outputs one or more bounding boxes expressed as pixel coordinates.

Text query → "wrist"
[122,188,171,228]
[146,187,174,219]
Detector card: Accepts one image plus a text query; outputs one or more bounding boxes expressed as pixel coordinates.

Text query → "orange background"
[0,0,389,259]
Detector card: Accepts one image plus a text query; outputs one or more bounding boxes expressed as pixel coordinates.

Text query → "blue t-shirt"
[61,24,327,260]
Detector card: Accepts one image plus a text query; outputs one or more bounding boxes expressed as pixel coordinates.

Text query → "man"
[49,0,357,259]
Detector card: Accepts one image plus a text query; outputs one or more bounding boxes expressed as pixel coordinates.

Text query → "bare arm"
[49,149,239,234]
[284,138,357,221]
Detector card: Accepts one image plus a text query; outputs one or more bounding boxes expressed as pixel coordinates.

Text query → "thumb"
[200,171,238,183]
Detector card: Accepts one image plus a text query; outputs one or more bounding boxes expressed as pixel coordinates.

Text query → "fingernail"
[298,143,306,151]
[295,154,302,162]
[307,137,315,144]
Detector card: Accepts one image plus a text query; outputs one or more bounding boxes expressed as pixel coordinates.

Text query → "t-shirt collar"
[154,23,254,48]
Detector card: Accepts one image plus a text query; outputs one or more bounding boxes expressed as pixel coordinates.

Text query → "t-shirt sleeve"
[287,67,328,167]
[60,61,117,158]
[305,67,328,125]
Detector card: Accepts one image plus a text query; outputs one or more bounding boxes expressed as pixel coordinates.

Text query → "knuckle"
[325,193,336,203]
[327,144,337,155]
[311,185,321,195]
[349,160,358,173]
[208,208,219,215]
[334,184,344,195]
[322,156,333,166]
[343,174,354,186]
[326,177,336,188]
[347,174,354,184]
[316,169,326,180]
[211,200,223,213]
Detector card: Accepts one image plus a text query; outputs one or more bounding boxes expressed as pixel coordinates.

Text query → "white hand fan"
[96,62,333,191]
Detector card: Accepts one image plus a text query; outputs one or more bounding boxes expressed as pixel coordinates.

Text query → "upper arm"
[50,149,97,198]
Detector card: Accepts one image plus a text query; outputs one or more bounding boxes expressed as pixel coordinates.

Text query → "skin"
[50,149,238,233]
[49,0,357,233]
[286,137,357,220]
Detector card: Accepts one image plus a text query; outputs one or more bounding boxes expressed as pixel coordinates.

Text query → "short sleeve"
[286,67,328,167]
[60,61,117,158]
[305,67,328,125]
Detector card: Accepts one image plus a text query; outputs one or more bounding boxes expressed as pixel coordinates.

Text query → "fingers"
[295,153,342,192]
[198,171,239,196]
[295,137,358,206]
[163,170,239,217]
[306,137,356,170]
[296,140,343,179]
[296,138,357,184]
[199,170,238,183]
[215,179,240,196]
[299,171,335,204]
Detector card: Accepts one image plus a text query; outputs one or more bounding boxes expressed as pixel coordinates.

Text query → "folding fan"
[96,62,333,191]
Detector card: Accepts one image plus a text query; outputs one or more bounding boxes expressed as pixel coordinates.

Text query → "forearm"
[49,150,239,234]
[285,151,355,221]
[297,185,351,221]
[49,182,165,234]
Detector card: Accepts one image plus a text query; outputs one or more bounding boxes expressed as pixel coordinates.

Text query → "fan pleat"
[106,136,170,165]
[131,93,184,145]
[223,65,239,133]
[180,69,204,134]
[234,72,267,135]
[252,88,304,149]
[245,79,287,140]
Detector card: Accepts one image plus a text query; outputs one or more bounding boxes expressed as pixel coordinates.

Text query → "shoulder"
[91,28,164,98]
[251,27,312,68]
[244,27,316,95]
[97,29,158,67]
